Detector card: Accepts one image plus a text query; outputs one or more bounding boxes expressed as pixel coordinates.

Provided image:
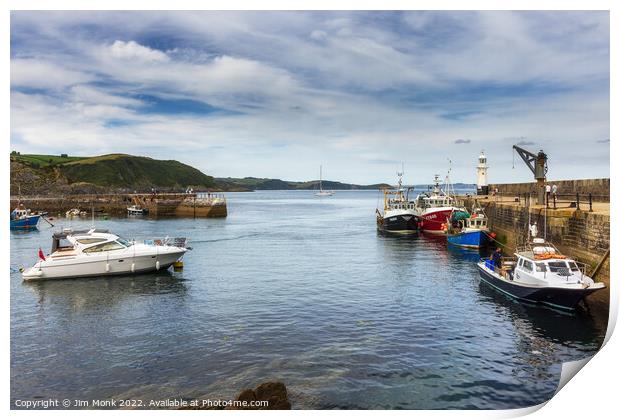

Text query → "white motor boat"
[66,208,87,218]
[477,237,605,310]
[127,205,148,216]
[21,228,188,281]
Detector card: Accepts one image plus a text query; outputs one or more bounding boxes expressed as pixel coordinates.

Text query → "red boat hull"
[419,209,453,234]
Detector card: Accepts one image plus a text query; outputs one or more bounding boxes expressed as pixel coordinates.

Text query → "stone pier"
[10,192,227,218]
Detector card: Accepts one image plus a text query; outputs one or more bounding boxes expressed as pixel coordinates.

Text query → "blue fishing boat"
[10,206,42,230]
[446,208,491,249]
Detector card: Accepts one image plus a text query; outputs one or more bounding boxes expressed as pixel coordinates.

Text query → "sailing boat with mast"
[315,165,335,197]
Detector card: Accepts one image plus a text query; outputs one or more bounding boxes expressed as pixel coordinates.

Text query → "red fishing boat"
[415,175,464,234]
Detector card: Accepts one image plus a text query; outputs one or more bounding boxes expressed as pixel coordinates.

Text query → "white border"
[3,1,616,419]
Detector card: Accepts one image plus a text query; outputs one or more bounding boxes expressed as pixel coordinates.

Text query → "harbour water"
[10,190,607,409]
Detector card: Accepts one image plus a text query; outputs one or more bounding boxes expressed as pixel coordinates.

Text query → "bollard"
[576,192,580,210]
[553,194,556,210]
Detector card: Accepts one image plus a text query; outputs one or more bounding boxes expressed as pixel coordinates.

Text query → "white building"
[476,151,489,195]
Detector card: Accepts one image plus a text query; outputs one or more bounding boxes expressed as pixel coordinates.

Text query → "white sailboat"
[314,165,335,197]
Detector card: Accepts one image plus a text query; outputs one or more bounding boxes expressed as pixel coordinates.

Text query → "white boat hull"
[22,248,185,281]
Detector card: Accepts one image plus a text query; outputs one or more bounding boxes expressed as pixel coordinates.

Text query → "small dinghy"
[477,237,605,310]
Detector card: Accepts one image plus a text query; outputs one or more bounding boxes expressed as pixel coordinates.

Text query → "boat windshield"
[117,237,132,247]
[548,261,568,272]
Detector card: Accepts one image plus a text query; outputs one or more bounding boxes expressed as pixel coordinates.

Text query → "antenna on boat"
[397,162,404,190]
[445,158,453,198]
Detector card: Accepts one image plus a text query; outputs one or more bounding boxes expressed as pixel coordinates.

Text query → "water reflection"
[446,243,488,262]
[477,282,606,347]
[24,271,188,312]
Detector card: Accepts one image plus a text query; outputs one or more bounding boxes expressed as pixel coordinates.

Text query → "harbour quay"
[464,177,610,311]
[9,192,228,218]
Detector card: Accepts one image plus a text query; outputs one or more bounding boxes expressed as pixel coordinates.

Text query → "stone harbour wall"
[487,178,610,202]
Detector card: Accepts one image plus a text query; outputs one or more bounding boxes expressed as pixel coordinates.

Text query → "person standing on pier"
[545,184,551,205]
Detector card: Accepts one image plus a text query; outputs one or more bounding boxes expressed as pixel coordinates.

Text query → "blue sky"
[10,11,609,184]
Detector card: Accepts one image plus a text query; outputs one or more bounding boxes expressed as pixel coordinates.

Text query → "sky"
[10,11,610,184]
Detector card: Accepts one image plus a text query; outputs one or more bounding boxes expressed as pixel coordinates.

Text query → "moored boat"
[415,175,465,234]
[10,206,42,230]
[21,228,188,281]
[314,165,335,197]
[66,208,87,218]
[447,207,492,248]
[376,170,420,234]
[127,205,149,215]
[477,237,605,310]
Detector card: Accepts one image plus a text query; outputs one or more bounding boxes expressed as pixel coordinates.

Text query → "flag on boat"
[38,247,46,261]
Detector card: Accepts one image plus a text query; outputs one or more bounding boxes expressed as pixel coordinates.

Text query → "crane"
[512,145,548,205]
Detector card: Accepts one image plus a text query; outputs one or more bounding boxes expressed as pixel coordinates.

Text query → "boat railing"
[133,237,189,248]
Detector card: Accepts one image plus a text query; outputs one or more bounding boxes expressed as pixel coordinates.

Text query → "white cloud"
[9,11,610,183]
[11,58,93,89]
[107,40,169,62]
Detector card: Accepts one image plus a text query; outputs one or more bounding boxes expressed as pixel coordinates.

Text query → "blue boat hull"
[447,230,488,248]
[10,215,41,230]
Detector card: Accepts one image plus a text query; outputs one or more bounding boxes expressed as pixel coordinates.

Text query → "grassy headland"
[10,152,411,195]
[10,152,215,195]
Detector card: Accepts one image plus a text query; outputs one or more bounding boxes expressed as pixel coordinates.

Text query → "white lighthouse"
[476,151,489,195]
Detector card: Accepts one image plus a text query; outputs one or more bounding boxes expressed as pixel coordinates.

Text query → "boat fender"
[156,261,160,270]
[105,263,110,272]
[131,263,135,273]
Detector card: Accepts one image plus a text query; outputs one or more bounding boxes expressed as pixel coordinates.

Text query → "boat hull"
[419,209,453,234]
[377,213,420,234]
[10,215,41,230]
[477,262,603,310]
[447,230,489,249]
[22,249,186,281]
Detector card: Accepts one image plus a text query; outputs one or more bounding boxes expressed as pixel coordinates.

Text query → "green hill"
[10,152,216,194]
[214,177,391,191]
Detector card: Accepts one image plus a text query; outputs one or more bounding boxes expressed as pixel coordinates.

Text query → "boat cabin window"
[76,238,107,245]
[522,260,533,272]
[548,261,568,272]
[117,237,132,247]
[83,241,127,253]
[568,261,580,272]
[535,263,547,272]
